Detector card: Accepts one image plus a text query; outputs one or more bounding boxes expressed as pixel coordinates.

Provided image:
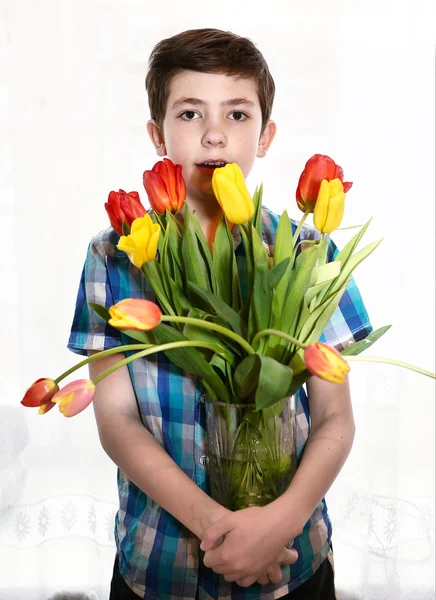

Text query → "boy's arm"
[88,351,230,539]
[201,376,354,586]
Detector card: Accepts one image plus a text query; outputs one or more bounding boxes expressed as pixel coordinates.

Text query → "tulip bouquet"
[21,155,435,509]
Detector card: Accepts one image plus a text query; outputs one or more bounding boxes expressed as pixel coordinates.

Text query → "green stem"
[251,329,308,352]
[161,315,255,355]
[346,355,436,379]
[92,340,232,385]
[292,209,311,247]
[54,344,152,384]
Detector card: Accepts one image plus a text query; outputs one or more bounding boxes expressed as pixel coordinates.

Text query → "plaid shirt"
[68,207,372,600]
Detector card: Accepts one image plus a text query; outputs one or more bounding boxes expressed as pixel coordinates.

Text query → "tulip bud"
[212,163,254,225]
[117,214,161,268]
[313,178,346,234]
[109,299,162,331]
[296,154,352,213]
[21,377,59,414]
[105,190,146,236]
[52,379,96,417]
[143,158,186,215]
[304,342,350,384]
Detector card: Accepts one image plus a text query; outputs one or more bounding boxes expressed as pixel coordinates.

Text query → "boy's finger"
[200,518,233,551]
[277,548,298,565]
[267,564,283,584]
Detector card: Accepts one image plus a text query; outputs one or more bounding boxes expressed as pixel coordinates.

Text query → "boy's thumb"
[279,548,298,565]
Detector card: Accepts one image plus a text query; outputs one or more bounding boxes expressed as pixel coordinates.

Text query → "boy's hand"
[200,505,298,587]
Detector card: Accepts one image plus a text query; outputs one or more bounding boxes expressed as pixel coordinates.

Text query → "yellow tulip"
[212,163,254,225]
[313,178,346,234]
[117,214,160,268]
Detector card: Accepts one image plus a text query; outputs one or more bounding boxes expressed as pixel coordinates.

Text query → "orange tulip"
[108,298,162,331]
[105,190,147,236]
[21,377,59,414]
[143,158,186,215]
[296,154,352,213]
[52,379,96,417]
[304,342,350,384]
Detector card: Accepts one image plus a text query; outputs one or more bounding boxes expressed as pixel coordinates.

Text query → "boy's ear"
[147,120,167,157]
[257,120,277,158]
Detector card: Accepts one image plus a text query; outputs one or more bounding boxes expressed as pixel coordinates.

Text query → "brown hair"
[145,28,275,133]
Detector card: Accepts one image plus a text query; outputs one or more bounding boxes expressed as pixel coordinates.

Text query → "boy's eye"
[180,110,199,120]
[229,111,248,121]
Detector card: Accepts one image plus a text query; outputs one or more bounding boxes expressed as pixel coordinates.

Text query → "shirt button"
[199,455,209,466]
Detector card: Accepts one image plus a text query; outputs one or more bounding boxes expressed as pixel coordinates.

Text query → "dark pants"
[110,553,336,599]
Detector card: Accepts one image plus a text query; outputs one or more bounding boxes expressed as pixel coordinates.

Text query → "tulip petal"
[143,171,169,214]
[117,214,160,268]
[304,342,350,384]
[105,190,127,236]
[212,163,254,224]
[108,298,162,331]
[322,192,346,234]
[21,377,59,408]
[52,379,96,418]
[120,191,147,222]
[313,179,330,231]
[38,401,56,414]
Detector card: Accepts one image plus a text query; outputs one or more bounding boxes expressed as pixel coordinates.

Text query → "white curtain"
[1,1,434,598]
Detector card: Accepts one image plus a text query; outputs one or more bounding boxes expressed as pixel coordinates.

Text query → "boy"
[68,28,372,599]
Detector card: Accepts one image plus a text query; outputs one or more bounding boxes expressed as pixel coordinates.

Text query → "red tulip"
[143,158,186,215]
[304,342,350,384]
[105,190,147,236]
[21,377,59,414]
[108,298,162,331]
[296,154,352,213]
[52,379,96,417]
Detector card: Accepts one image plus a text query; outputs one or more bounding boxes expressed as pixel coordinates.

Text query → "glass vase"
[205,396,297,510]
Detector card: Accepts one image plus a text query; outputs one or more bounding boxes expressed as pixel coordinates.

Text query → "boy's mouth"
[196,160,227,173]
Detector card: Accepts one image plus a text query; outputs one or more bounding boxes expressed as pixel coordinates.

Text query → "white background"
[0,0,435,599]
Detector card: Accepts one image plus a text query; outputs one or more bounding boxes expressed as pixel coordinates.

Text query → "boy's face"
[147,71,276,205]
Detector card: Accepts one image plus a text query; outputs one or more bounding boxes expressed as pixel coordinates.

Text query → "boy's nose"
[201,127,227,148]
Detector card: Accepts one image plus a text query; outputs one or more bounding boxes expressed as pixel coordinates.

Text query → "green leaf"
[151,323,231,403]
[280,243,321,337]
[267,258,290,291]
[88,301,110,322]
[234,354,293,411]
[121,221,131,236]
[251,183,263,236]
[341,325,392,356]
[181,205,210,290]
[165,275,192,318]
[304,260,342,309]
[312,261,342,286]
[250,225,271,337]
[317,218,373,304]
[238,223,254,329]
[187,281,247,338]
[212,217,234,306]
[191,211,216,292]
[182,308,236,366]
[273,211,293,266]
[321,239,383,303]
[165,212,184,273]
[142,261,176,316]
[297,280,349,345]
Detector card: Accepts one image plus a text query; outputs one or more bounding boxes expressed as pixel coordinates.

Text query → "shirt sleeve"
[67,234,123,356]
[300,227,373,351]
